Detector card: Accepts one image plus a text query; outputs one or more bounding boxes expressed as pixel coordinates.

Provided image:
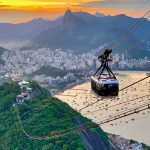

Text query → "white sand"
[56,72,150,145]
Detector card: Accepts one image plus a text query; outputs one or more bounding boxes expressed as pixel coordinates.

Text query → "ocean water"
[56,72,150,145]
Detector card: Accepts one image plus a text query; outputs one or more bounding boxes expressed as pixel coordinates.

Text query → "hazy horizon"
[0,0,149,23]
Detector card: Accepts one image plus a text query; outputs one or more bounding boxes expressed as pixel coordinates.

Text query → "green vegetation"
[129,140,150,150]
[0,47,6,56]
[0,47,7,65]
[129,139,136,144]
[142,143,150,150]
[0,81,110,150]
[30,66,67,77]
[0,59,5,65]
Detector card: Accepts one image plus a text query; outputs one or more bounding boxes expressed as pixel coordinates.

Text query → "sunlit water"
[56,72,150,145]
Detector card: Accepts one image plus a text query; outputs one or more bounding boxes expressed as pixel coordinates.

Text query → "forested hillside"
[0,82,112,150]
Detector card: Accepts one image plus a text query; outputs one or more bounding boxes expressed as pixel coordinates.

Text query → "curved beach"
[56,72,150,145]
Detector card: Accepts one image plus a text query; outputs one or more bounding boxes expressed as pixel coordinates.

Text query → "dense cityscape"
[0,0,150,149]
[0,47,150,87]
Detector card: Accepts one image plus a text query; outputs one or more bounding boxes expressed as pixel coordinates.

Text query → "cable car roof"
[91,76,119,84]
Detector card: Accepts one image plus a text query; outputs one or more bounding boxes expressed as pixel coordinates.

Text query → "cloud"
[0,4,12,10]
[82,0,150,11]
[0,5,10,7]
[0,0,148,23]
[0,9,62,23]
[110,0,138,1]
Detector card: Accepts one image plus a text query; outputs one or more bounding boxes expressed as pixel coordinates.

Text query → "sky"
[0,0,149,23]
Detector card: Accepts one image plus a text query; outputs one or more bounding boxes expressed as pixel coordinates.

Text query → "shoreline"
[54,71,150,96]
[55,72,150,145]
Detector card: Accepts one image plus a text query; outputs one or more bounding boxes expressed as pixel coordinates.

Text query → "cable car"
[91,49,119,96]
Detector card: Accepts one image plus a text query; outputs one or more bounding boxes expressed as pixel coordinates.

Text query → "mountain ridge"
[33,9,150,58]
[0,9,150,58]
[0,18,52,40]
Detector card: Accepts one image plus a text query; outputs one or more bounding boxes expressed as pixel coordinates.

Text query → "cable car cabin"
[91,49,119,96]
[91,75,119,96]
